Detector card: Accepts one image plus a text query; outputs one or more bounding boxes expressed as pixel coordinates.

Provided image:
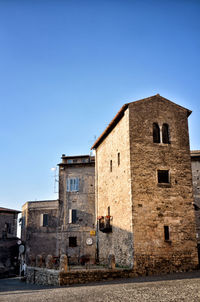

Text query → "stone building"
[92,94,198,274]
[0,207,20,277]
[21,200,59,263]
[191,150,200,261]
[58,154,96,264]
[0,207,20,239]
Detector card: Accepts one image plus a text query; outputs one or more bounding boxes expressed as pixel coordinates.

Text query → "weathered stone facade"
[58,155,96,264]
[191,150,200,262]
[92,94,198,274]
[21,200,59,263]
[0,207,20,276]
[0,207,20,239]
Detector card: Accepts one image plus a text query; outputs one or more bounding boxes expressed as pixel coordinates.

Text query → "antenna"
[51,167,58,194]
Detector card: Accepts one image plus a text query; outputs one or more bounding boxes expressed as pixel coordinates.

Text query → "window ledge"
[157,183,171,188]
[164,240,172,244]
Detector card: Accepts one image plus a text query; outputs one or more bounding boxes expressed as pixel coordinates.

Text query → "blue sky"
[0,0,199,211]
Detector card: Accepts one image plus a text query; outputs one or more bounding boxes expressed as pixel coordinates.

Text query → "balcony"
[98,216,112,233]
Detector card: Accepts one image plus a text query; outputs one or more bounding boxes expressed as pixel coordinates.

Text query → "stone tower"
[92,94,198,274]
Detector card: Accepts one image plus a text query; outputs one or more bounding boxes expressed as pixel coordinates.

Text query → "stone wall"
[26,267,60,286]
[58,156,96,262]
[191,152,200,244]
[0,238,19,277]
[59,269,135,285]
[0,212,18,239]
[21,200,59,262]
[128,96,198,273]
[94,95,199,274]
[95,109,134,267]
[26,266,136,286]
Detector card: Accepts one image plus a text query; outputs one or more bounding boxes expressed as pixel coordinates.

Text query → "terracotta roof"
[0,207,21,213]
[91,94,192,150]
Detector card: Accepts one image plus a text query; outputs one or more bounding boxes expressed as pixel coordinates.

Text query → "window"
[162,123,170,144]
[164,226,170,241]
[118,153,120,166]
[66,178,79,192]
[69,209,77,223]
[5,223,11,234]
[21,216,25,227]
[67,159,73,164]
[69,237,77,247]
[110,160,112,172]
[41,214,48,227]
[158,170,169,184]
[153,123,160,143]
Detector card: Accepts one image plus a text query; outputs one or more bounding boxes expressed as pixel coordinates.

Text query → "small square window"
[158,170,169,184]
[69,237,77,247]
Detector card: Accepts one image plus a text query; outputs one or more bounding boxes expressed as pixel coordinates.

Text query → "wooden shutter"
[75,178,79,191]
[43,214,48,226]
[67,178,70,192]
[69,209,72,223]
[72,209,77,223]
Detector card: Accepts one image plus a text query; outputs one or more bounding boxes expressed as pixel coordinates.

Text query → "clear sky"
[0,0,199,211]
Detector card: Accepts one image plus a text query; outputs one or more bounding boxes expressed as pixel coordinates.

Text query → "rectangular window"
[69,209,77,224]
[5,223,11,234]
[110,160,112,172]
[66,177,79,192]
[158,170,169,183]
[41,214,48,227]
[69,236,77,247]
[164,225,170,241]
[118,153,120,166]
[21,216,25,227]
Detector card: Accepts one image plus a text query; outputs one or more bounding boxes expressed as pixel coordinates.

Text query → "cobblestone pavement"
[1,271,200,302]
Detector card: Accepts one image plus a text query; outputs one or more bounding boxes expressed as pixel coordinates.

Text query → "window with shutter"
[43,214,48,226]
[66,177,80,192]
[41,214,48,226]
[72,209,77,223]
[67,178,70,192]
[69,209,77,223]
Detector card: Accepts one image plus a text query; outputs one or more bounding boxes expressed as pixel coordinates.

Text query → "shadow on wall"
[98,223,199,275]
[0,238,20,278]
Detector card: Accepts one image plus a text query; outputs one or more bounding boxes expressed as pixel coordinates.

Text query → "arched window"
[153,123,160,143]
[162,123,170,144]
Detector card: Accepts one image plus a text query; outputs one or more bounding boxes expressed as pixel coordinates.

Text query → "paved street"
[1,271,200,302]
